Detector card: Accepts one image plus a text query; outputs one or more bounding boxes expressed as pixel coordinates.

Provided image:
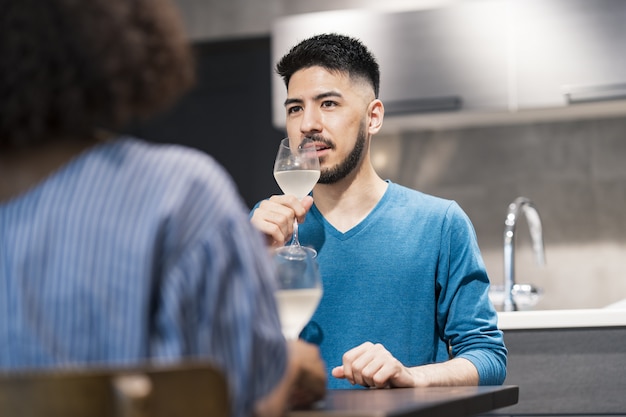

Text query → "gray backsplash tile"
[372,116,626,309]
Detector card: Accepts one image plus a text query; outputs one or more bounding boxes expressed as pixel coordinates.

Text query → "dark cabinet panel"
[129,37,282,209]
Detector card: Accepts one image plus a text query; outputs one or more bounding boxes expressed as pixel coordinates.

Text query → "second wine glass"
[273,246,322,340]
[273,137,320,259]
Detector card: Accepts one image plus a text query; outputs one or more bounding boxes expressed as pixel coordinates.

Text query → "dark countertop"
[289,385,519,417]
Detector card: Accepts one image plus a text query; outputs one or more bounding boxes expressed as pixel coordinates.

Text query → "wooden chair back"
[0,362,229,417]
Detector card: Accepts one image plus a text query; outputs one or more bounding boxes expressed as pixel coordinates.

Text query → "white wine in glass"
[273,137,320,259]
[273,170,320,200]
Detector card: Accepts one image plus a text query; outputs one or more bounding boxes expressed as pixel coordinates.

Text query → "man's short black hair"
[276,33,380,98]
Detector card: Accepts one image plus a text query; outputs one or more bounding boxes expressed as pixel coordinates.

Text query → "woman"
[0,1,325,416]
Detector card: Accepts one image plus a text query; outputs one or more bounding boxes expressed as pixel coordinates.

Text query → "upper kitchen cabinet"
[380,1,510,115]
[270,1,510,129]
[512,0,626,110]
[271,0,626,131]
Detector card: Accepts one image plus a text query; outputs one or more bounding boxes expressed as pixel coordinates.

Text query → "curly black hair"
[0,0,194,150]
[276,33,380,98]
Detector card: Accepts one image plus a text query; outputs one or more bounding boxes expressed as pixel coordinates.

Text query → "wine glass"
[273,246,323,340]
[273,137,320,260]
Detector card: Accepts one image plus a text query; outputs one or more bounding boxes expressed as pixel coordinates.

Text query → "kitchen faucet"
[503,197,546,312]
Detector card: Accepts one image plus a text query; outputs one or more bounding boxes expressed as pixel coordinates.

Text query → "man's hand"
[331,342,418,388]
[250,195,314,248]
[331,342,480,388]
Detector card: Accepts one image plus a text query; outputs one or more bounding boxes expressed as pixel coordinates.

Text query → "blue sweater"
[296,182,507,388]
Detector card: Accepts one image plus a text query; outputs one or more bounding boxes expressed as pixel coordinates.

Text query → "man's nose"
[300,107,323,134]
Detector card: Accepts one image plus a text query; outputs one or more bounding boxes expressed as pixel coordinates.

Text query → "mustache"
[302,134,334,149]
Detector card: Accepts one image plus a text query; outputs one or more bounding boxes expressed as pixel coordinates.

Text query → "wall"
[372,117,626,310]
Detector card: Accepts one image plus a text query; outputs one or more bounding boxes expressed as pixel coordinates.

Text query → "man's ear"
[367,99,384,134]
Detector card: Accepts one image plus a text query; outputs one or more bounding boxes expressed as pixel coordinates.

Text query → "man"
[251,33,507,389]
[0,1,325,416]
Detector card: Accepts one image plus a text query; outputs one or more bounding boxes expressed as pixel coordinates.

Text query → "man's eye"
[286,106,302,114]
[321,101,337,108]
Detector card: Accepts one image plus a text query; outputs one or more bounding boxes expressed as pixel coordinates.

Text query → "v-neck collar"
[309,181,394,241]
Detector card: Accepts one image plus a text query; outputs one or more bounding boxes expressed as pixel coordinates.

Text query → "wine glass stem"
[291,218,301,247]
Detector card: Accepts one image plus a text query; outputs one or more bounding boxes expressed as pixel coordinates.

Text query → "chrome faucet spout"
[503,197,545,312]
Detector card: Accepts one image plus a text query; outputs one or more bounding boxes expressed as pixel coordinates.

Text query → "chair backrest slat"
[0,362,229,417]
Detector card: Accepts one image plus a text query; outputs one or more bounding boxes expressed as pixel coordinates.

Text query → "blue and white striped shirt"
[0,137,286,417]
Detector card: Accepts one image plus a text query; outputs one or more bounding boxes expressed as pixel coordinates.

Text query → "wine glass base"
[274,245,317,261]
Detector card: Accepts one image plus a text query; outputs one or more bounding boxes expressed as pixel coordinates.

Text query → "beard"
[317,123,367,184]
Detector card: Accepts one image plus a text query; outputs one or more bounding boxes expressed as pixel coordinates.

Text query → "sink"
[489,283,543,311]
